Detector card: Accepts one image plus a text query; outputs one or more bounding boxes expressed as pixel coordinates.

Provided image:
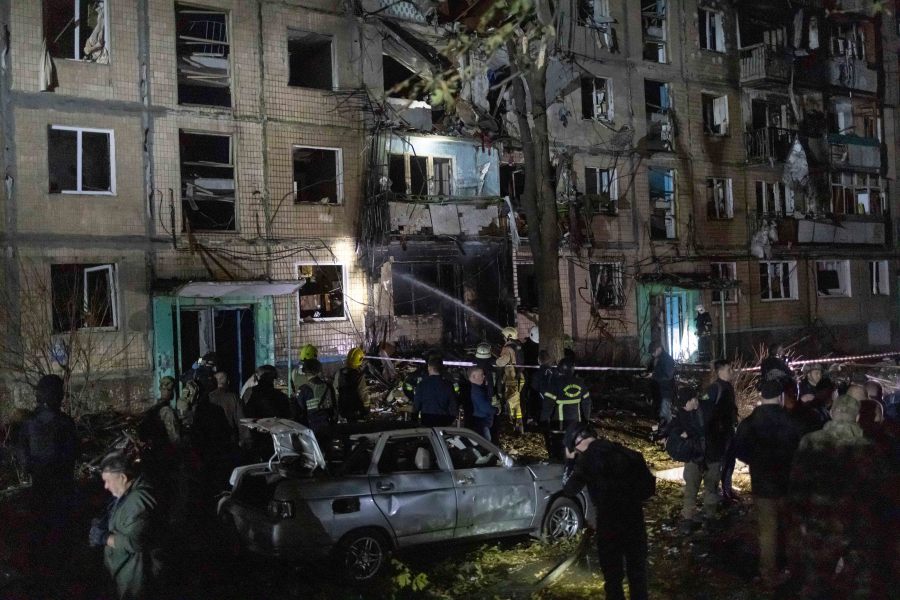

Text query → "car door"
[440,430,536,538]
[369,432,456,546]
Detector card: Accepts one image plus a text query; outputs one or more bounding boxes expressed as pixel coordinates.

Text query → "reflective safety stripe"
[556,398,583,422]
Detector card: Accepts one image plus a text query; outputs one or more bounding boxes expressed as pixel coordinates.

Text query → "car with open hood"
[218,419,591,581]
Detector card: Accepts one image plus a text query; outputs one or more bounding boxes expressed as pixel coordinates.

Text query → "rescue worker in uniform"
[295,359,336,441]
[336,347,369,422]
[290,343,319,394]
[497,330,526,435]
[541,357,591,460]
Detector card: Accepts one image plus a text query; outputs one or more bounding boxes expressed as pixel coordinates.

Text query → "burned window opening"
[176,4,231,107]
[297,264,345,320]
[51,263,118,332]
[642,0,667,62]
[648,167,675,240]
[500,165,525,206]
[706,178,733,220]
[43,0,109,62]
[48,125,114,194]
[383,54,424,100]
[756,181,794,216]
[293,147,340,204]
[760,260,797,301]
[392,263,453,317]
[516,263,539,310]
[816,261,851,297]
[711,262,737,303]
[388,154,453,197]
[590,263,624,308]
[180,131,235,232]
[583,167,617,215]
[288,30,333,90]
[645,80,673,149]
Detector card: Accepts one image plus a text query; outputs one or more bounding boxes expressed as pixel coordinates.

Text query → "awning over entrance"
[175,281,303,298]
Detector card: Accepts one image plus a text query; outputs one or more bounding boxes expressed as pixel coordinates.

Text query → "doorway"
[176,306,255,394]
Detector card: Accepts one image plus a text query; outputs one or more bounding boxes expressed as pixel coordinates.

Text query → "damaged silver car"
[218,419,591,581]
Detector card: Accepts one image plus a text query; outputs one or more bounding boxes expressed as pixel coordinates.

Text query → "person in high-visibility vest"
[496,347,525,435]
[541,357,591,460]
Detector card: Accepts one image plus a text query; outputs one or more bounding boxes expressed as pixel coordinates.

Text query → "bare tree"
[0,259,136,417]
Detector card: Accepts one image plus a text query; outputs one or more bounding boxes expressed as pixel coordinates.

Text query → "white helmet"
[501,326,518,341]
[475,342,492,359]
[529,326,539,344]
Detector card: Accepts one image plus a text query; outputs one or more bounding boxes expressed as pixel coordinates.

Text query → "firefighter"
[296,359,337,439]
[290,343,319,392]
[337,347,369,422]
[541,357,591,460]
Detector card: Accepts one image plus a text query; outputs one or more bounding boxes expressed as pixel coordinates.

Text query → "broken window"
[645,80,673,149]
[760,261,798,301]
[702,93,728,135]
[870,260,889,295]
[180,131,235,232]
[392,263,442,316]
[642,0,667,63]
[292,147,341,204]
[176,4,231,107]
[755,181,794,216]
[43,0,109,62]
[288,29,333,90]
[831,172,884,216]
[590,263,624,308]
[297,264,345,320]
[388,154,453,197]
[51,263,118,332]
[711,262,737,303]
[831,22,866,60]
[751,99,792,130]
[648,167,676,240]
[583,167,617,214]
[706,178,733,220]
[581,77,613,121]
[383,54,424,100]
[516,263,539,310]
[816,261,851,297]
[48,125,114,194]
[578,0,611,26]
[698,8,724,52]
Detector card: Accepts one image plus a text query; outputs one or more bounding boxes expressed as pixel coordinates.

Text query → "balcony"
[750,212,887,246]
[829,58,877,93]
[745,127,796,163]
[827,133,881,171]
[740,44,792,88]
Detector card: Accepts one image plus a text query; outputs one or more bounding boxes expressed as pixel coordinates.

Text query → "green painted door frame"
[637,283,701,362]
[151,295,275,391]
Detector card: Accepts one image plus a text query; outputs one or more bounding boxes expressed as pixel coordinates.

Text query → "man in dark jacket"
[794,363,834,435]
[466,366,494,441]
[665,386,714,532]
[647,341,676,425]
[413,355,458,426]
[563,423,649,600]
[705,360,738,500]
[243,365,291,461]
[733,379,802,586]
[542,357,591,460]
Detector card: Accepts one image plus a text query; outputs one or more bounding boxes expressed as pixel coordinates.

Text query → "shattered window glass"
[297,264,345,320]
[176,4,231,107]
[44,0,108,62]
[288,30,333,90]
[50,263,118,332]
[441,433,500,470]
[590,263,624,308]
[180,131,235,231]
[293,147,340,204]
[378,435,438,474]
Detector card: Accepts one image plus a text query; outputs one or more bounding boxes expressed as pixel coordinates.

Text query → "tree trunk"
[508,43,565,362]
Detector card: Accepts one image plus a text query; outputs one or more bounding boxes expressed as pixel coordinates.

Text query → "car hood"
[240,418,326,471]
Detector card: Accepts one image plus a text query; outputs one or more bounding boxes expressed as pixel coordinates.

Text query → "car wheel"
[542,497,583,540]
[338,529,390,581]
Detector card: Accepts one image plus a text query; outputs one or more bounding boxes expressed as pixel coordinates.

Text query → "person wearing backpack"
[665,386,715,533]
[563,422,653,600]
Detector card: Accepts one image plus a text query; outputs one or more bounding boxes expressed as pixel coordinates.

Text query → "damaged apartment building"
[1,0,899,409]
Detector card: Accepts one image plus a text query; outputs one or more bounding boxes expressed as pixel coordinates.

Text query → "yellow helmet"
[347,347,365,370]
[299,343,318,361]
[501,326,518,341]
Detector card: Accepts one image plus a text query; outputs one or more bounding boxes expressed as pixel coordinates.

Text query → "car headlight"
[267,499,294,520]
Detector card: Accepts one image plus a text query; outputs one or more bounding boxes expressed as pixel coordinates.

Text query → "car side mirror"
[500,453,514,468]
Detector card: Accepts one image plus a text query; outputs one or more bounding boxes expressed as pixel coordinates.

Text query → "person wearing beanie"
[733,378,802,587]
[789,394,890,599]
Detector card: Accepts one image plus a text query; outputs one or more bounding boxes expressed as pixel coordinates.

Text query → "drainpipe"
[719,292,727,358]
[175,297,183,392]
[287,296,293,397]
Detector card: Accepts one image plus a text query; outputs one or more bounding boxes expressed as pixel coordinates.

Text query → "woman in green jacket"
[98,452,161,599]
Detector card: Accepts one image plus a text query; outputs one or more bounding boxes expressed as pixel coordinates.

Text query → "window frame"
[295,262,347,322]
[755,181,794,216]
[581,77,613,121]
[711,262,738,304]
[577,0,611,27]
[44,0,112,61]
[583,166,618,214]
[441,431,502,470]
[388,153,454,197]
[649,167,676,240]
[376,433,443,475]
[589,262,625,309]
[642,0,668,63]
[701,93,729,135]
[179,129,236,232]
[48,125,116,195]
[291,145,344,205]
[816,260,852,298]
[830,172,885,216]
[698,8,725,52]
[51,262,120,332]
[706,177,733,220]
[175,3,232,108]
[870,260,890,296]
[759,260,798,302]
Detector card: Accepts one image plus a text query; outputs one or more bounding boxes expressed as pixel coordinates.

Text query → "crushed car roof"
[240,418,326,471]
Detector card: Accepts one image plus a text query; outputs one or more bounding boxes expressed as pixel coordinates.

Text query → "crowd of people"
[10,333,900,599]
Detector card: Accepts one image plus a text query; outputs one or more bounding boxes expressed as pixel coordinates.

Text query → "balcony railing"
[829,57,878,93]
[827,133,881,171]
[749,211,887,246]
[745,127,796,163]
[740,44,791,85]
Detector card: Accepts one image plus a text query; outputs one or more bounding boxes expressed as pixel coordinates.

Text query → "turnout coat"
[104,475,161,599]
